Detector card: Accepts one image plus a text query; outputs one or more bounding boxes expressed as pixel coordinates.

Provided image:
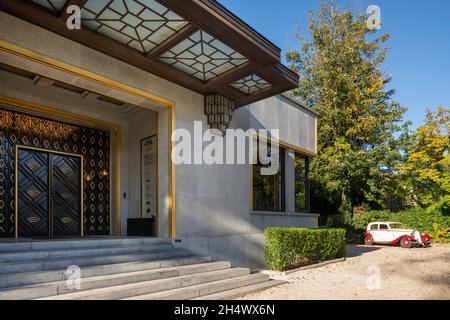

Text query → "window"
[370,224,379,230]
[295,153,310,212]
[252,145,285,212]
[379,224,389,230]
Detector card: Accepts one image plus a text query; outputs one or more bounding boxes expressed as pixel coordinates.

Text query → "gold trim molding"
[249,133,316,212]
[0,40,177,238]
[2,96,120,238]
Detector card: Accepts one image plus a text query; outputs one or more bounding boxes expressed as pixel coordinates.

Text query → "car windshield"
[389,223,403,229]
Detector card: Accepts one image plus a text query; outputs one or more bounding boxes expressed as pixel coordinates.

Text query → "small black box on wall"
[127,218,155,237]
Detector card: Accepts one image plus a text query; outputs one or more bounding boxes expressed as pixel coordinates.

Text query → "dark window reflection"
[295,153,310,212]
[253,145,285,212]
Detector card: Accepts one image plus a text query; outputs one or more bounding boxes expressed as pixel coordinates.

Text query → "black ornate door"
[17,149,50,237]
[51,154,81,237]
[18,148,82,238]
[1,106,111,237]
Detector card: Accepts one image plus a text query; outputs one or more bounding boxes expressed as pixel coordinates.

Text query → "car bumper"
[409,240,432,247]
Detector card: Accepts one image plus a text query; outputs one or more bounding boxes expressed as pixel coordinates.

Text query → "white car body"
[364,221,432,247]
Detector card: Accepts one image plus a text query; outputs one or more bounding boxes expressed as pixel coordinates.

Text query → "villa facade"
[0,0,318,267]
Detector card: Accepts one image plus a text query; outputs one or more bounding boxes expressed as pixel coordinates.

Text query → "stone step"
[0,248,191,275]
[37,267,250,300]
[0,261,231,300]
[0,238,169,253]
[0,243,175,263]
[192,279,286,300]
[0,255,211,289]
[124,273,270,300]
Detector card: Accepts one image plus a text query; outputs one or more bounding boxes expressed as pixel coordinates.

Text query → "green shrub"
[264,228,346,271]
[427,224,450,243]
[426,195,450,216]
[353,208,450,233]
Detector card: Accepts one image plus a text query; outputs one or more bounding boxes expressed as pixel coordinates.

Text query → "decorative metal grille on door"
[0,106,111,237]
[17,149,82,237]
[17,149,49,237]
[51,153,82,237]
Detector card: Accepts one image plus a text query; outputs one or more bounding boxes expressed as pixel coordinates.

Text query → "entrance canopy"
[0,0,299,107]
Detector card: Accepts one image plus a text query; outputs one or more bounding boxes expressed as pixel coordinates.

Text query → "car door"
[369,224,382,242]
[377,223,394,242]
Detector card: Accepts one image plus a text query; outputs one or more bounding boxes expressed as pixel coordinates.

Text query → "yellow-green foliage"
[428,224,450,243]
[398,107,450,207]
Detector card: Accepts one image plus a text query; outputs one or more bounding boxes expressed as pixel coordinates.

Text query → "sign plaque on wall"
[141,135,157,219]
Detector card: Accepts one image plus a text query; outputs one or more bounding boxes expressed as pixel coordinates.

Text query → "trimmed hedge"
[264,228,346,271]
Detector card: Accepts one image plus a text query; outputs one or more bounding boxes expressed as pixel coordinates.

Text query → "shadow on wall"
[175,189,267,267]
[173,106,317,268]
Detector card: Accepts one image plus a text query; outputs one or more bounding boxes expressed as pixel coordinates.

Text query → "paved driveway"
[239,244,450,300]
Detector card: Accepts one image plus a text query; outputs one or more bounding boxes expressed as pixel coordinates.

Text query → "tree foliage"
[398,107,450,207]
[286,1,407,219]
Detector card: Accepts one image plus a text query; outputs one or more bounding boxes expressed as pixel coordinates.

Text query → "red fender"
[389,234,415,245]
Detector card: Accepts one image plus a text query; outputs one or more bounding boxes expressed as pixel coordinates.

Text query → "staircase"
[0,238,283,300]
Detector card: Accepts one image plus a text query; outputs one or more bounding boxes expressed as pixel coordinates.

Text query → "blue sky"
[218,0,450,129]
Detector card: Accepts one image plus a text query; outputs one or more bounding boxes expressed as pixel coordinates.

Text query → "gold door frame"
[0,40,177,238]
[2,99,119,239]
[15,145,84,238]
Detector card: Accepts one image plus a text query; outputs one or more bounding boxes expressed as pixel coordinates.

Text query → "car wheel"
[364,235,374,246]
[400,237,411,248]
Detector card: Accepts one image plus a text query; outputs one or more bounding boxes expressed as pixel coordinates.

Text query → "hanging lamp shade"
[204,95,236,135]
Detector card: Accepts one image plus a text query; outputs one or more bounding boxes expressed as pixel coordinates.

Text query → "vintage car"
[364,222,432,248]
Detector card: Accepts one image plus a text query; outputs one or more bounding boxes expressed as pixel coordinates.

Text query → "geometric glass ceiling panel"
[230,74,271,95]
[159,30,249,81]
[81,0,189,54]
[31,0,67,12]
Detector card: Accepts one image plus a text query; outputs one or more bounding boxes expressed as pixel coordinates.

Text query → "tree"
[399,107,450,207]
[286,1,408,221]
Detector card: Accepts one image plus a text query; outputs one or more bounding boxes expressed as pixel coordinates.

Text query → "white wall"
[173,99,319,267]
[126,110,157,219]
[235,94,318,154]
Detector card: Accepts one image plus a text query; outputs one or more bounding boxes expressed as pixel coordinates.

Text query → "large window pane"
[295,153,310,212]
[252,146,285,211]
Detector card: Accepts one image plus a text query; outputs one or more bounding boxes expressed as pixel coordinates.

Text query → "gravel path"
[238,244,450,300]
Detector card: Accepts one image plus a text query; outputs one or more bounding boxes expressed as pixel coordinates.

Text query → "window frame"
[251,142,286,212]
[379,224,389,230]
[294,153,310,213]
